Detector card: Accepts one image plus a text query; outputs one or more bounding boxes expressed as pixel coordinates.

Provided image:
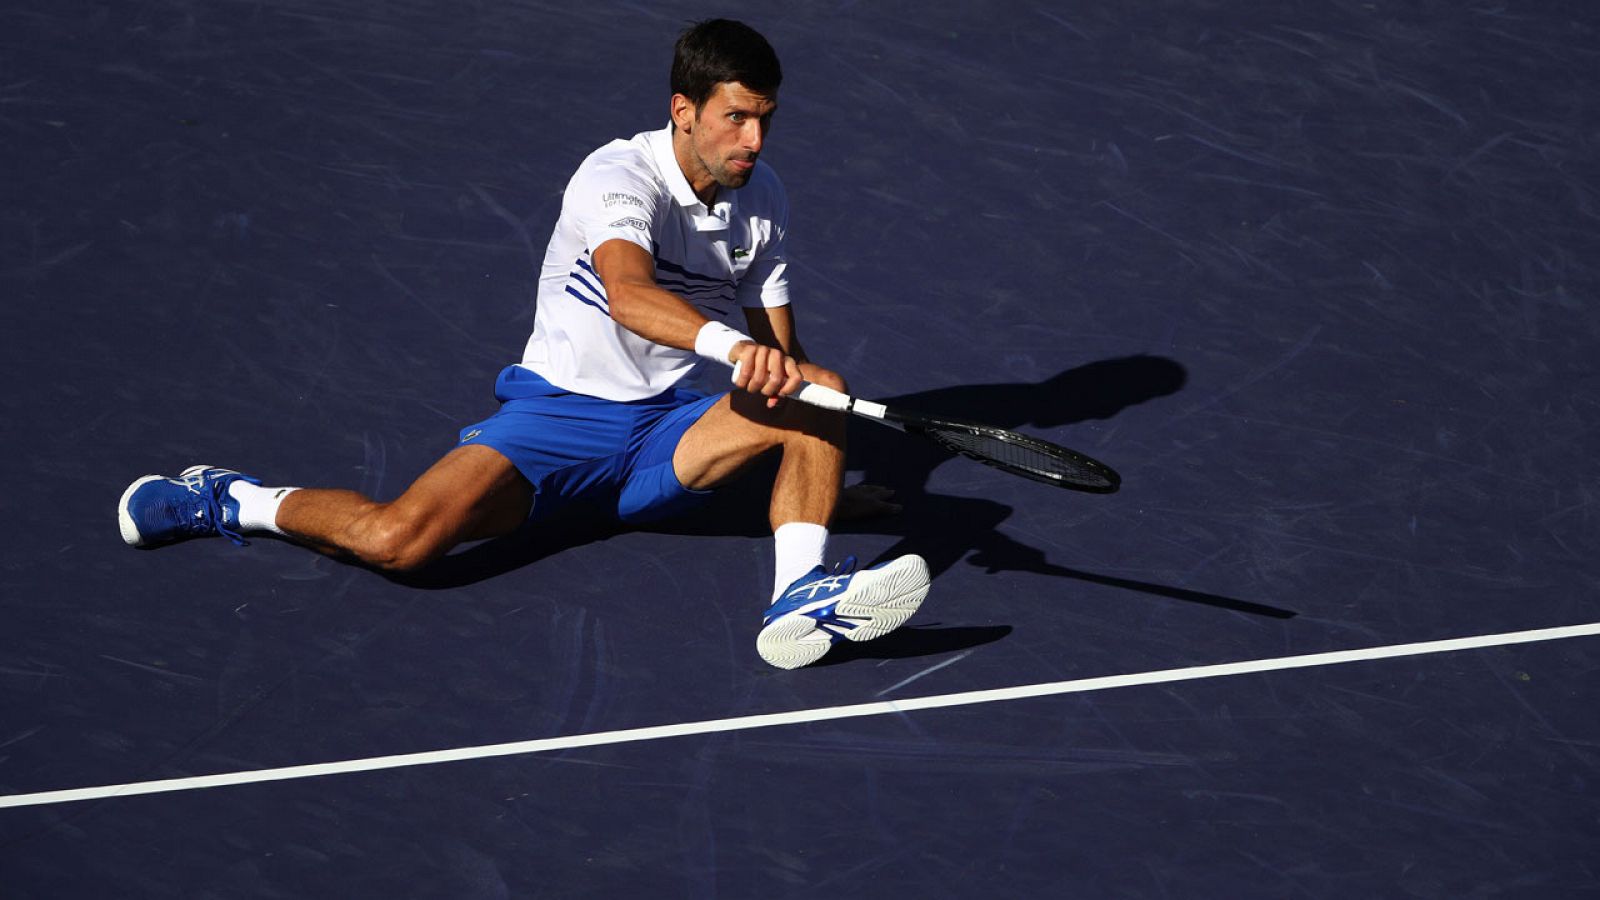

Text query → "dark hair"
[671,19,781,108]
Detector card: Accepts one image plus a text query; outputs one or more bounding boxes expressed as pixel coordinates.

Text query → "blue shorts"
[458,366,723,524]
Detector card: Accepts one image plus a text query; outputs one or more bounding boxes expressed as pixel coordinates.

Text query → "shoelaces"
[187,470,249,546]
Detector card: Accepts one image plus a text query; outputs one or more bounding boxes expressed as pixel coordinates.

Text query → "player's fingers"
[730,343,757,389]
[778,356,805,397]
[742,347,774,393]
[758,348,789,397]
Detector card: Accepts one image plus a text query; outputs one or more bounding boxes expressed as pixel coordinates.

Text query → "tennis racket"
[731,362,1120,492]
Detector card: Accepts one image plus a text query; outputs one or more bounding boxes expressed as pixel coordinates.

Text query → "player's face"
[673,81,777,200]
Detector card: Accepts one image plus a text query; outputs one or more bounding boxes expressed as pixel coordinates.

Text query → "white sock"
[772,522,829,603]
[228,481,298,536]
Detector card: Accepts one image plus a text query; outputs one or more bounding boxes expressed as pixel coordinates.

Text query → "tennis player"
[116,19,929,670]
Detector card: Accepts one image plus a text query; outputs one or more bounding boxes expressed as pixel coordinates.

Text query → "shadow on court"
[402,354,1293,625]
[842,354,1294,621]
[869,352,1193,433]
[392,514,620,591]
[813,624,1015,667]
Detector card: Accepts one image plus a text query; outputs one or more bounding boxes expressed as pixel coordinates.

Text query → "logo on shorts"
[731,247,748,260]
[462,429,482,442]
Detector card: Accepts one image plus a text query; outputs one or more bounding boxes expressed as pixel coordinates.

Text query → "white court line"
[3,622,1598,811]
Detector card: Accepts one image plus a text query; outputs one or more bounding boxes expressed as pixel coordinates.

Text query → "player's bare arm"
[594,237,805,405]
[590,237,706,351]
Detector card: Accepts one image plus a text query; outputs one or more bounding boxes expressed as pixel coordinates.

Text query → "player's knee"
[808,368,848,394]
[358,507,447,573]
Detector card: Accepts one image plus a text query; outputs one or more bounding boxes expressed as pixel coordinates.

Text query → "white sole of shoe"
[756,554,932,670]
[117,475,164,547]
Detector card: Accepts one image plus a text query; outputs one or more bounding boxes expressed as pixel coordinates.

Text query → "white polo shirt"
[519,125,791,401]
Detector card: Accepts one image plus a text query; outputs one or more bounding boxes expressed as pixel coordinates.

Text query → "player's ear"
[670,93,696,133]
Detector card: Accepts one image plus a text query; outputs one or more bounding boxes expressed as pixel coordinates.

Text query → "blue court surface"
[4,1,1599,896]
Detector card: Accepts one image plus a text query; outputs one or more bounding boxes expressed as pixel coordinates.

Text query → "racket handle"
[728,360,885,418]
[792,381,852,411]
[730,359,849,410]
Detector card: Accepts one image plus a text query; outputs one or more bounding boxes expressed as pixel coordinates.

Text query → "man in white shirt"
[118,19,929,670]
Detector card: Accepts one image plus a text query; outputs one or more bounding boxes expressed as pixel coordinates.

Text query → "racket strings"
[919,425,1117,491]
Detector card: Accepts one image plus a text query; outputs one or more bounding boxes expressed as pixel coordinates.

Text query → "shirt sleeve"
[566,159,662,257]
[735,173,791,309]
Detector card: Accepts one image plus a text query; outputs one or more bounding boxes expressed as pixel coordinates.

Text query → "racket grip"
[792,381,852,411]
[729,360,855,412]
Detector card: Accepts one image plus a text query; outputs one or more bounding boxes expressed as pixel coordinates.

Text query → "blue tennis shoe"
[757,554,931,669]
[118,465,259,547]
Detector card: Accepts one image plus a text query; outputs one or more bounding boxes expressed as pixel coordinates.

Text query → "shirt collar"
[648,125,731,231]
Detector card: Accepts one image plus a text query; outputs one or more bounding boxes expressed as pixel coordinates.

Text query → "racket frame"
[791,382,1120,493]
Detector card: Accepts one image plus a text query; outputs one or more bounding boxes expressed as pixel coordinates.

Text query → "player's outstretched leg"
[118,446,532,572]
[756,554,931,670]
[118,465,261,547]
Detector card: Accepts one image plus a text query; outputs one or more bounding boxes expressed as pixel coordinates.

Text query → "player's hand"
[730,342,803,408]
[836,483,902,521]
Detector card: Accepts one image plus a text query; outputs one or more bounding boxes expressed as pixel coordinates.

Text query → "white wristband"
[694,320,751,365]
